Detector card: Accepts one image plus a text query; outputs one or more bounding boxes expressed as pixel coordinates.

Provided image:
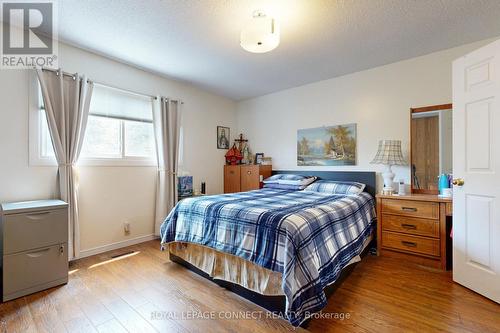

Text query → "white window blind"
[89,84,153,122]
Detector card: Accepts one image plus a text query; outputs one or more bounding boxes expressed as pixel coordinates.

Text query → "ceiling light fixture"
[240,10,280,53]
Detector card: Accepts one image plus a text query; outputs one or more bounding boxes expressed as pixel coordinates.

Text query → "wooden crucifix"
[234,133,248,151]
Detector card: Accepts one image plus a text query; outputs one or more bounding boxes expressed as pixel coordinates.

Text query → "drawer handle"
[401,241,417,247]
[25,211,52,220]
[401,223,417,230]
[247,171,251,175]
[26,247,51,258]
[401,207,417,212]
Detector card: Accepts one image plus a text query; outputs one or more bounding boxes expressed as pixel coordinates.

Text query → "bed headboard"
[272,170,377,197]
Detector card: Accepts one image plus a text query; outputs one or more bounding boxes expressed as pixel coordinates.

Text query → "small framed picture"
[255,153,264,165]
[177,176,193,198]
[217,126,230,149]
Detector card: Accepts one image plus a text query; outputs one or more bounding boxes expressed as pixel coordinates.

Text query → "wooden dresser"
[224,165,272,193]
[376,194,452,269]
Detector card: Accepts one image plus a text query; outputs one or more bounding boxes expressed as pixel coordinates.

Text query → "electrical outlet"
[124,222,131,235]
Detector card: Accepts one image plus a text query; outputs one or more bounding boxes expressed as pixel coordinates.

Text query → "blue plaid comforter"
[160,189,376,326]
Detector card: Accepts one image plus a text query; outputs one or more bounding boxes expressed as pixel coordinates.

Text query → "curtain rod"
[39,67,184,104]
[40,67,76,79]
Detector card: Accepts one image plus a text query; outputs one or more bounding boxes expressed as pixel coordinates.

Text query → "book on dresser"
[0,200,69,301]
[224,165,272,193]
[376,194,453,270]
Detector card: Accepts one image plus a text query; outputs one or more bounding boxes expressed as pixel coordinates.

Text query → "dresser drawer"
[381,199,439,219]
[3,208,68,254]
[382,232,440,257]
[381,214,439,238]
[3,243,68,298]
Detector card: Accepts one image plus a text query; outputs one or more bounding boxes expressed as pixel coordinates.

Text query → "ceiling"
[57,0,500,101]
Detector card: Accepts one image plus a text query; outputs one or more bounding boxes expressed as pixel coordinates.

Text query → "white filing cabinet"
[0,200,68,301]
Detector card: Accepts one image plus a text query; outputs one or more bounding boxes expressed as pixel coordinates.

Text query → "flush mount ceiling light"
[240,10,280,53]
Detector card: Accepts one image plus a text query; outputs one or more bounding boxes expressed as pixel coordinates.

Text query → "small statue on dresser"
[225,143,242,165]
[241,143,252,164]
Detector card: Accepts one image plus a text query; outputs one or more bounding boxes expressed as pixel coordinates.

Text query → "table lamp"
[371,140,406,194]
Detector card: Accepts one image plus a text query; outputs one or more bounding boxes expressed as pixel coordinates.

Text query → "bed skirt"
[168,234,373,297]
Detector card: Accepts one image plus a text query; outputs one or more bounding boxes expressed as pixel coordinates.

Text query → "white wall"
[0,42,236,255]
[236,38,495,191]
[0,70,59,201]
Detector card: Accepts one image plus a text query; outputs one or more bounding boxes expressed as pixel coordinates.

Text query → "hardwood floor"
[1,240,499,333]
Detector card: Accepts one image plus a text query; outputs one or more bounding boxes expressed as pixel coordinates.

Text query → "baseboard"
[76,234,159,260]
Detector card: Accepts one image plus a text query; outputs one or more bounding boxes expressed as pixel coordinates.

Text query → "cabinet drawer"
[381,214,439,238]
[382,232,440,257]
[3,243,68,297]
[3,208,68,254]
[381,199,439,219]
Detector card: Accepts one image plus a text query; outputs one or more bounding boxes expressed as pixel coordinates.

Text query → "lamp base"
[382,165,395,194]
[381,188,395,195]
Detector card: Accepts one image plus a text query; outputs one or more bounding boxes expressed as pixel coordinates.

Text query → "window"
[40,110,56,158]
[80,84,156,163]
[35,82,157,166]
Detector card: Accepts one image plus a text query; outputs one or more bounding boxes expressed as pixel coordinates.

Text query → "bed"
[160,170,377,326]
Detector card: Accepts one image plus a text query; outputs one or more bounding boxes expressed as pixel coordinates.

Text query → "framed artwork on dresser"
[254,153,264,164]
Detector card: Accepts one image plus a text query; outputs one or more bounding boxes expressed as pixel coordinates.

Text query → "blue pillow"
[263,174,309,184]
[279,177,317,187]
[263,174,317,187]
[304,180,365,195]
[263,183,305,191]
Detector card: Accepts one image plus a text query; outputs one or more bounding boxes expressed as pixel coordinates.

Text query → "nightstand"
[376,194,452,270]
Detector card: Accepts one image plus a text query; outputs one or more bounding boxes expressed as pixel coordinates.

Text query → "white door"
[452,39,500,303]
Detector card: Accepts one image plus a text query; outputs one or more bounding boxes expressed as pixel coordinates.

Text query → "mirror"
[410,104,452,194]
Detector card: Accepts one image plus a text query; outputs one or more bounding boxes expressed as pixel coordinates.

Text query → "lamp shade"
[240,11,280,53]
[371,140,406,165]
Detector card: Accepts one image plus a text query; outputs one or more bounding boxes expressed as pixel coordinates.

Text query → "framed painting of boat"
[297,124,357,166]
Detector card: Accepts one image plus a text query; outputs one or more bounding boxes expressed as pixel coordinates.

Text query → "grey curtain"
[36,69,93,260]
[153,97,181,235]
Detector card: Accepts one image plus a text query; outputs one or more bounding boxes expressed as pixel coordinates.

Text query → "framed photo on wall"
[217,126,230,149]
